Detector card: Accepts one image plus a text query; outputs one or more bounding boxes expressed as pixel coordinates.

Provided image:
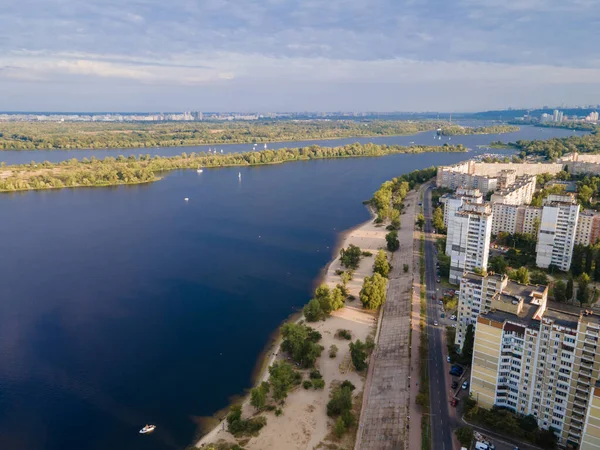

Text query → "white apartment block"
[490,175,536,206]
[491,204,542,235]
[439,188,483,227]
[446,203,492,284]
[575,210,600,246]
[536,194,580,271]
[455,271,547,350]
[471,301,600,448]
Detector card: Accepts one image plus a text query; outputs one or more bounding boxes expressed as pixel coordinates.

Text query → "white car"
[433,320,438,326]
[450,315,456,320]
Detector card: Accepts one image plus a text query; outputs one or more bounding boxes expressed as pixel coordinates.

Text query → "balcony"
[573,399,587,410]
[580,367,593,378]
[575,390,588,401]
[584,337,598,346]
[581,360,593,370]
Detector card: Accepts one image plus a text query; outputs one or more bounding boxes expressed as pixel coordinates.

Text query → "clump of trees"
[373,250,391,278]
[250,381,271,411]
[360,273,388,309]
[349,339,373,371]
[268,361,302,402]
[227,404,267,436]
[303,284,345,322]
[340,244,362,270]
[432,206,445,233]
[280,323,324,368]
[327,381,357,438]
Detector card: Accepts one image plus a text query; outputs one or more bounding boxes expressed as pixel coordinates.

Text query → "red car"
[450,398,458,407]
[432,294,436,300]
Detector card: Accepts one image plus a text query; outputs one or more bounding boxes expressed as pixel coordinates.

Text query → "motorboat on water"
[238,172,242,179]
[184,197,189,201]
[140,424,156,434]
[197,166,203,173]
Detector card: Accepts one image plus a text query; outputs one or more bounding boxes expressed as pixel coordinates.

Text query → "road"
[423,184,455,450]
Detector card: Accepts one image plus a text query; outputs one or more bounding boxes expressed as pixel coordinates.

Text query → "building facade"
[576,210,600,246]
[536,194,580,271]
[491,204,542,236]
[471,300,600,448]
[490,175,536,206]
[446,203,493,284]
[440,188,483,227]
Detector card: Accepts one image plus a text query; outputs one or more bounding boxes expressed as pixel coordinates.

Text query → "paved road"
[423,184,455,450]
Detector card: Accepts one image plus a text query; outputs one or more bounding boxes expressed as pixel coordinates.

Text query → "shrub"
[334,416,347,437]
[312,378,325,390]
[303,380,312,389]
[455,426,473,447]
[336,329,352,340]
[362,251,373,257]
[275,408,282,417]
[310,369,323,379]
[227,405,267,436]
[350,340,368,371]
[403,264,409,273]
[329,344,338,358]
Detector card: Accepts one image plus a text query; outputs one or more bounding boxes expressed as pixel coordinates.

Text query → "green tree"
[586,245,595,275]
[566,276,574,301]
[460,324,475,365]
[416,213,425,229]
[350,339,368,371]
[360,273,388,309]
[303,298,325,322]
[578,273,591,306]
[334,416,347,437]
[385,230,400,252]
[280,323,324,367]
[488,255,508,274]
[579,185,594,206]
[432,206,445,232]
[373,249,391,278]
[340,244,362,269]
[530,271,548,285]
[455,427,473,448]
[327,381,355,417]
[572,245,584,276]
[554,280,567,302]
[250,381,270,410]
[510,267,530,284]
[594,253,600,282]
[268,361,300,401]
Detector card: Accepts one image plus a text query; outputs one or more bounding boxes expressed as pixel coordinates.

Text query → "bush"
[280,323,324,368]
[227,405,267,436]
[334,416,347,437]
[336,329,352,340]
[362,251,373,257]
[303,380,312,389]
[386,231,400,252]
[327,382,354,417]
[403,264,409,273]
[309,369,323,379]
[340,244,362,269]
[373,249,391,278]
[312,378,325,390]
[350,340,368,371]
[275,408,282,417]
[329,344,338,358]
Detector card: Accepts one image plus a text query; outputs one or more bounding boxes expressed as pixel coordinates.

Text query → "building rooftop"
[492,175,535,196]
[484,294,543,329]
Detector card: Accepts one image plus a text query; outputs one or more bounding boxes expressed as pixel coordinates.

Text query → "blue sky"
[1,0,599,112]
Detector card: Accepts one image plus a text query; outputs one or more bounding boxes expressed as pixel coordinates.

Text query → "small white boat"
[238,172,242,179]
[220,149,223,153]
[264,143,267,149]
[197,166,203,173]
[140,424,156,434]
[184,197,189,201]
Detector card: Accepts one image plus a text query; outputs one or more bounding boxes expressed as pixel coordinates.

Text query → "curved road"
[423,184,455,450]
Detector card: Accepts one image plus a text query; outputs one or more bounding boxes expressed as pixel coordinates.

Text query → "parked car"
[450,398,458,407]
[436,277,441,283]
[447,356,451,363]
[432,294,436,300]
[452,365,464,374]
[450,315,456,320]
[451,380,458,389]
[452,324,457,328]
[433,320,438,326]
[439,300,443,305]
[462,381,469,390]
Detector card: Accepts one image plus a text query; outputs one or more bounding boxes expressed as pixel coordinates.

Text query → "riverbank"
[196,212,388,449]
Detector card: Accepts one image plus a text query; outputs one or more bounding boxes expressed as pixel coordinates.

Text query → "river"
[0,125,583,165]
[0,125,572,450]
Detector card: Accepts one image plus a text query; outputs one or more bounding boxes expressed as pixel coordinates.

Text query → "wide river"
[0,124,583,165]
[0,127,573,450]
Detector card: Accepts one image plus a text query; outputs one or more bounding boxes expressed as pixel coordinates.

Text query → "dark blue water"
[0,125,582,165]
[0,147,509,450]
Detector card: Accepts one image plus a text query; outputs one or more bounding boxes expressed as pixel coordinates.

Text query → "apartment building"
[446,203,493,284]
[471,301,600,448]
[439,188,483,227]
[491,204,542,235]
[536,194,580,271]
[455,271,548,350]
[576,210,600,246]
[490,175,536,206]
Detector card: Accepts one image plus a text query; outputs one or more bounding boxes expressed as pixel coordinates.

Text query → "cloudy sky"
[1,0,599,112]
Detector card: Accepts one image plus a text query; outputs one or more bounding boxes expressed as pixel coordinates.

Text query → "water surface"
[1,148,508,450]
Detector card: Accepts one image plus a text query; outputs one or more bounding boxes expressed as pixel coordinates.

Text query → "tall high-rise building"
[536,194,580,271]
[439,188,483,227]
[454,271,547,350]
[471,298,600,448]
[446,203,492,284]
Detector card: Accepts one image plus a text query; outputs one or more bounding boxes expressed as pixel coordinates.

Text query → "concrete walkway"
[355,189,417,450]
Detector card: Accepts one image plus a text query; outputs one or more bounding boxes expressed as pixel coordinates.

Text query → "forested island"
[513,126,600,160]
[0,120,448,151]
[0,142,467,192]
[438,125,520,136]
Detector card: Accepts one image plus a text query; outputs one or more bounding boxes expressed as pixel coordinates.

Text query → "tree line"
[438,125,520,136]
[0,120,449,150]
[512,126,600,161]
[0,143,464,193]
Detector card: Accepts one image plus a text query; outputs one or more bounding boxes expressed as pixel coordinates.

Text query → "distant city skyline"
[1,0,600,111]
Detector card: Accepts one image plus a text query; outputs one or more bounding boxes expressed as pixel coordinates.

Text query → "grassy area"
[417,232,431,450]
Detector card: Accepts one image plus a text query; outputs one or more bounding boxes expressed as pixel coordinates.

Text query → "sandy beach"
[196,211,391,449]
